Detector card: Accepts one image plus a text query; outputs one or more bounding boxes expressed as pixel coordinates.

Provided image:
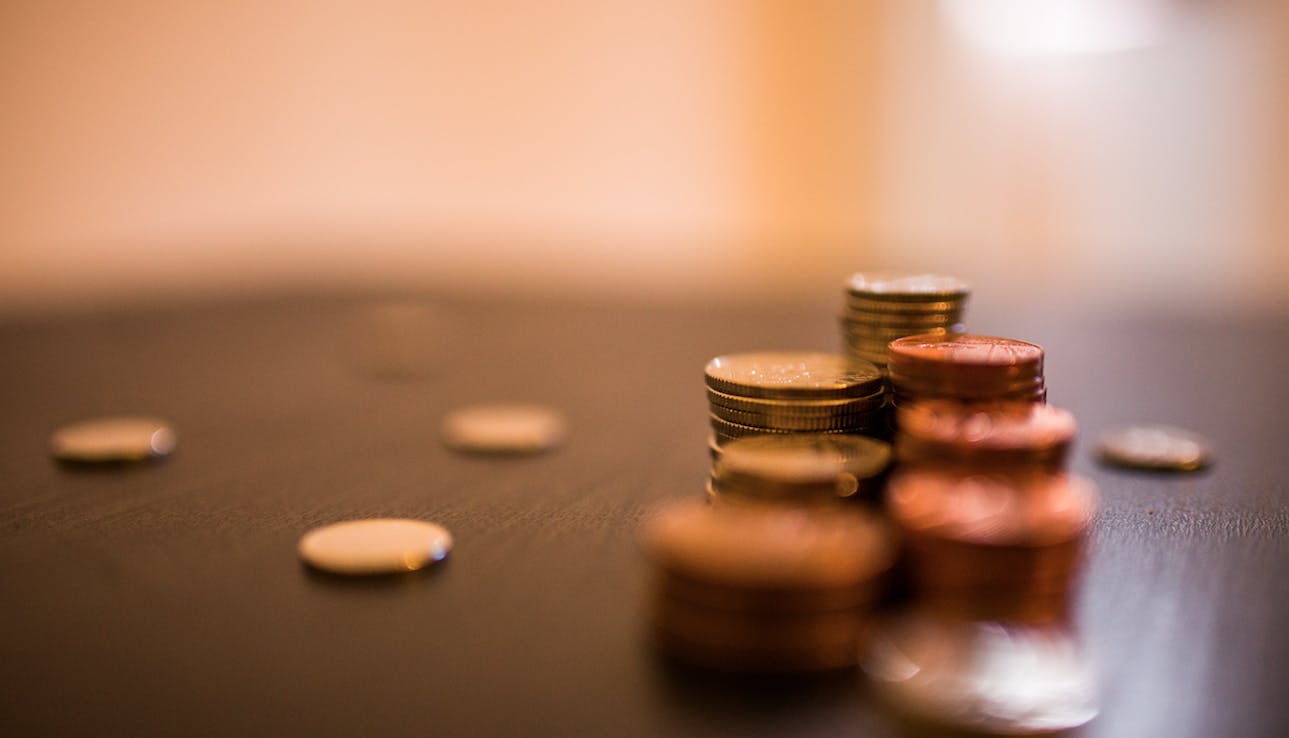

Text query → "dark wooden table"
[1,294,1286,737]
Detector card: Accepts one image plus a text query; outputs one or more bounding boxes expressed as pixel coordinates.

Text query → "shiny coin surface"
[1097,424,1211,471]
[706,387,885,417]
[50,416,177,464]
[845,273,971,301]
[896,401,1075,469]
[889,334,1044,375]
[704,352,882,400]
[888,470,1096,548]
[298,518,453,575]
[709,403,884,432]
[864,614,1097,735]
[442,403,566,454]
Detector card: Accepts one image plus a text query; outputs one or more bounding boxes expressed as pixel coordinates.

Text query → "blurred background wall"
[1,0,1285,314]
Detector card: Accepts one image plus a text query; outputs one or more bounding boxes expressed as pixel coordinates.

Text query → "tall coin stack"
[704,352,885,445]
[708,435,892,507]
[642,500,894,673]
[840,273,970,369]
[887,334,1046,410]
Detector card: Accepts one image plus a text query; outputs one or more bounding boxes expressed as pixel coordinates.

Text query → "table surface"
[1,295,1286,737]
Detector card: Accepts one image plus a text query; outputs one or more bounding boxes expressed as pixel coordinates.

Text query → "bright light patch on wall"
[940,0,1171,57]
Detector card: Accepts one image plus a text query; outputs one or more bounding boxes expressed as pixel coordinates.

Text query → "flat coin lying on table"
[298,519,453,575]
[1097,424,1211,471]
[50,416,177,464]
[442,403,567,454]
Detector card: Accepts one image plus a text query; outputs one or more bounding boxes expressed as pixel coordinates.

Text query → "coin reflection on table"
[863,612,1098,736]
[1097,424,1211,472]
[298,518,453,575]
[441,403,567,455]
[50,416,177,464]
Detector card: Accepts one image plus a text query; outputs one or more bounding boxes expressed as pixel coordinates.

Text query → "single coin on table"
[298,518,453,575]
[1097,424,1211,471]
[442,403,567,454]
[49,416,177,464]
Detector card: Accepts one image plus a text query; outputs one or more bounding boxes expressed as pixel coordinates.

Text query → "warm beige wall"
[0,1,1284,313]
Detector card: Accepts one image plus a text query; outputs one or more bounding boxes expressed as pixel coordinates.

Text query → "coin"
[656,569,883,614]
[298,518,453,575]
[863,614,1097,735]
[895,401,1076,470]
[706,387,886,417]
[709,403,884,432]
[887,470,1096,548]
[845,273,971,301]
[718,434,892,486]
[49,416,177,464]
[708,414,872,440]
[441,403,566,454]
[1096,424,1211,471]
[704,352,882,400]
[641,500,894,591]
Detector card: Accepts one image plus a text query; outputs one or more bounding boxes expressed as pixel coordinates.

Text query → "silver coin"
[298,518,453,575]
[50,416,177,463]
[442,403,567,454]
[705,352,882,400]
[1097,425,1211,471]
[845,273,970,301]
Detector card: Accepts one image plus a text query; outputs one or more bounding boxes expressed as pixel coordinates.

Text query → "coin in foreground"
[442,403,567,454]
[298,518,453,575]
[1097,424,1211,471]
[50,416,177,464]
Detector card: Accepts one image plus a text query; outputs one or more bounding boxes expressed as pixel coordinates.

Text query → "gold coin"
[704,352,882,400]
[50,416,177,464]
[845,272,971,301]
[298,518,453,575]
[441,403,566,454]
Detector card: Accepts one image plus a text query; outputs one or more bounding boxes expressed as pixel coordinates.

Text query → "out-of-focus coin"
[442,403,566,454]
[298,518,453,575]
[50,416,177,464]
[704,352,882,400]
[845,273,971,301]
[641,500,894,590]
[895,401,1076,469]
[887,470,1096,548]
[657,569,883,614]
[863,614,1097,735]
[718,434,892,490]
[347,300,454,379]
[1097,424,1211,471]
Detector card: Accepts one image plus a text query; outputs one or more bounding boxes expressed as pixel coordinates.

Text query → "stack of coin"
[887,334,1046,409]
[840,273,969,368]
[642,500,894,672]
[894,400,1076,472]
[708,434,892,507]
[704,352,885,445]
[886,470,1096,624]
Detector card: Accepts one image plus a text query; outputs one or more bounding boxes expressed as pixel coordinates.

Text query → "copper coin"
[641,500,894,590]
[887,470,1096,548]
[704,352,882,400]
[895,401,1075,469]
[50,416,177,464]
[1097,424,1211,471]
[888,334,1044,384]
